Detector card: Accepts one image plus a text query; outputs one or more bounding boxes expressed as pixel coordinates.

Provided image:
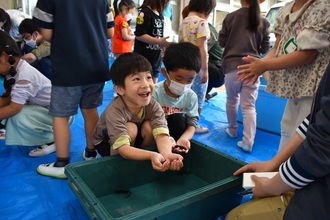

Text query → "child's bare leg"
[126,122,138,146]
[81,108,99,150]
[140,120,155,148]
[53,116,71,158]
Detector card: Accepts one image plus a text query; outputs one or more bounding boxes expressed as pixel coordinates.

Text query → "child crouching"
[92,52,183,172]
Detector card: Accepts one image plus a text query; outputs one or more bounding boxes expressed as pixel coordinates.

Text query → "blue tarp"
[0,80,279,219]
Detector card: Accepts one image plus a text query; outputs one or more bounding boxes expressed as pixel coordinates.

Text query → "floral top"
[266,0,330,99]
[178,16,210,45]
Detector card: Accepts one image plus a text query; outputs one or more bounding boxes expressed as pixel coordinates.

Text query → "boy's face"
[115,71,154,112]
[162,68,196,98]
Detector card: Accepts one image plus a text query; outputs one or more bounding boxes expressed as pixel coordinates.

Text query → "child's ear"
[161,67,168,79]
[114,85,125,96]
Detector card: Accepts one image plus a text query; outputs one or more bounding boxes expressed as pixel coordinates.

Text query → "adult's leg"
[225,191,294,220]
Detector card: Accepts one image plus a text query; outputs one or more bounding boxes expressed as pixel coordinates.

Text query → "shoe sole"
[29,145,56,157]
[225,129,237,138]
[237,141,252,153]
[37,167,67,179]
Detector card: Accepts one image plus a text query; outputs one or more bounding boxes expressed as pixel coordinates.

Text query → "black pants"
[167,113,187,141]
[207,62,225,94]
[95,125,143,157]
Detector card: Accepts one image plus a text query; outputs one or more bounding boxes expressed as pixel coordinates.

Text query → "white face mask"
[124,13,133,22]
[166,74,192,96]
[25,35,37,48]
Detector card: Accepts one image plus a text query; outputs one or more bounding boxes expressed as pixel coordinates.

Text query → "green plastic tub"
[65,140,246,220]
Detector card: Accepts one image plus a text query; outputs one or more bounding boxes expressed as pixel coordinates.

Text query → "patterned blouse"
[178,16,210,45]
[266,0,330,99]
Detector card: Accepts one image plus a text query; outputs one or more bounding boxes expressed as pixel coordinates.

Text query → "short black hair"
[163,42,201,73]
[18,18,40,35]
[138,0,169,14]
[110,52,153,88]
[188,0,216,16]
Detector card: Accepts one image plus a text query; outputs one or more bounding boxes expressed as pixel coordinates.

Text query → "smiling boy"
[92,52,183,172]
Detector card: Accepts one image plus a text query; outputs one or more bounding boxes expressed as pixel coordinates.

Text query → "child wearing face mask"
[18,18,52,80]
[112,0,136,58]
[153,42,201,152]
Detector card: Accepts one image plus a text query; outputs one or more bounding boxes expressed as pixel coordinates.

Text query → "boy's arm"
[21,53,38,63]
[176,125,195,147]
[156,134,176,155]
[117,144,170,172]
[117,144,158,160]
[156,134,184,171]
[40,28,53,42]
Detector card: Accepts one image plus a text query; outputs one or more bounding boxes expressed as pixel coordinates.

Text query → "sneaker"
[195,125,209,134]
[83,150,97,161]
[225,128,237,138]
[237,141,252,153]
[29,143,56,157]
[37,163,66,178]
[205,92,218,101]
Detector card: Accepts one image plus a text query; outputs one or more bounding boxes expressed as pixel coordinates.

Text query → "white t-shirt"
[6,9,31,42]
[8,59,51,107]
